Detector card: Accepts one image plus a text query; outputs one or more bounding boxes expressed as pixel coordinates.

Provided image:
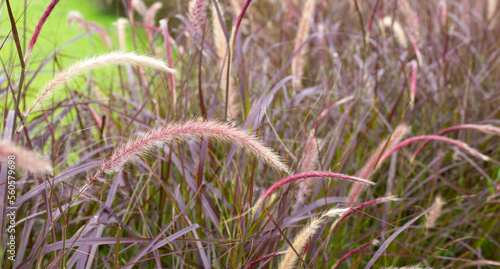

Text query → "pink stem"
[259,172,373,201]
[410,60,417,107]
[231,0,254,50]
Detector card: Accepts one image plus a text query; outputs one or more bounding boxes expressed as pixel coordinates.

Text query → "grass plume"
[24,52,176,119]
[380,16,408,48]
[413,124,500,158]
[383,135,492,163]
[425,195,444,231]
[88,120,289,184]
[348,124,410,205]
[291,0,317,88]
[254,171,374,214]
[296,130,320,206]
[189,0,209,34]
[0,140,52,173]
[278,208,349,269]
[24,0,60,66]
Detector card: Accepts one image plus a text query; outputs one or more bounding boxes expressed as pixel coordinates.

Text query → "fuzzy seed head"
[0,140,52,173]
[89,120,289,184]
[25,52,176,119]
[425,196,444,230]
[381,16,408,48]
[189,0,209,34]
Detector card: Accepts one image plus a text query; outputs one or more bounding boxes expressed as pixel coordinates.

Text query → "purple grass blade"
[364,203,440,268]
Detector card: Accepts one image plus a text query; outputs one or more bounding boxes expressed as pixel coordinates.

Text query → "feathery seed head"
[24,52,176,119]
[89,120,289,184]
[24,0,61,66]
[254,172,373,215]
[279,205,347,269]
[67,11,84,27]
[296,130,320,205]
[189,0,209,34]
[146,2,163,26]
[438,0,447,25]
[0,140,52,173]
[380,16,408,48]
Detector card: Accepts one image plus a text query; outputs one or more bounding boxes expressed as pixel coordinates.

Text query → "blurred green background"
[0,0,182,98]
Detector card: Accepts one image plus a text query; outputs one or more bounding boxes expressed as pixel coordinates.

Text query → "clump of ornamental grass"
[348,124,410,205]
[86,120,290,187]
[291,0,317,88]
[0,140,52,173]
[278,208,350,269]
[23,52,176,120]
